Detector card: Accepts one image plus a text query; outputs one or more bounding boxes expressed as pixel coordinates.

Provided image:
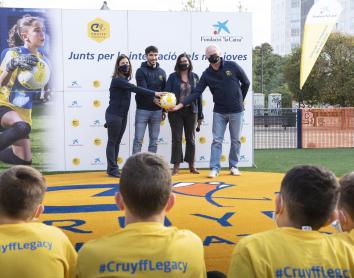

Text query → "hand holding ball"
[159,92,177,110]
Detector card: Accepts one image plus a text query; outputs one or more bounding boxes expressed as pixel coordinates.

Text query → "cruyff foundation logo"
[201,19,243,43]
[88,18,110,43]
[43,181,271,214]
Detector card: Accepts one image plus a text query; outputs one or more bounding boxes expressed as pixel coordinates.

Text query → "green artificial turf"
[243,148,354,177]
[2,107,353,178]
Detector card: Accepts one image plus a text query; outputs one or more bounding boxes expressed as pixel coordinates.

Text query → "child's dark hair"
[338,172,354,220]
[119,153,171,219]
[280,165,339,230]
[0,166,47,220]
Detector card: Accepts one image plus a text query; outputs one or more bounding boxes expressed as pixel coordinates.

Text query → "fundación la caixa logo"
[201,19,243,43]
[88,18,110,43]
[212,20,230,35]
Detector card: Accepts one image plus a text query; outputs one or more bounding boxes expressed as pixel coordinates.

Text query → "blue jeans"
[210,111,244,171]
[132,109,162,154]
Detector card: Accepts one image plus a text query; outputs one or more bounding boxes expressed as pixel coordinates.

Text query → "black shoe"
[107,172,121,178]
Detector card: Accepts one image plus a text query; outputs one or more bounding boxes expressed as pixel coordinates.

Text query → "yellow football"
[160,93,176,109]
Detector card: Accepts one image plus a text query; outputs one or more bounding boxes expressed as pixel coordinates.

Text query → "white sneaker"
[208,169,219,178]
[230,167,241,176]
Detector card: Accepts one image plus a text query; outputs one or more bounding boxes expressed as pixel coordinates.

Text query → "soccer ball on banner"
[17,58,51,90]
[160,93,176,109]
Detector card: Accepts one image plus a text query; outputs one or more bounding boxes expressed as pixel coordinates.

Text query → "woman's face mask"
[178,63,189,71]
[118,64,130,74]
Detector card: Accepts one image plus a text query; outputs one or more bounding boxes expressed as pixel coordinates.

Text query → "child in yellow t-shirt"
[228,165,354,278]
[76,152,206,278]
[0,166,77,278]
[333,172,354,245]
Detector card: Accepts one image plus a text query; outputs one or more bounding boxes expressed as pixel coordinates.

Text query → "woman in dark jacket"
[165,53,203,175]
[106,54,163,178]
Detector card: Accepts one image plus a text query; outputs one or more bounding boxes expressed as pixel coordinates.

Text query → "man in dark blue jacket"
[172,45,250,178]
[132,46,166,154]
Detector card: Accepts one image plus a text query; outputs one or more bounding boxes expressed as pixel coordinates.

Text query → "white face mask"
[272,211,279,227]
[332,220,343,232]
[32,204,44,221]
[273,211,314,230]
[273,192,281,227]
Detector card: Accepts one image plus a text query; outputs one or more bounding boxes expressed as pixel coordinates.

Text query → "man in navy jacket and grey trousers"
[172,44,250,178]
[132,46,166,154]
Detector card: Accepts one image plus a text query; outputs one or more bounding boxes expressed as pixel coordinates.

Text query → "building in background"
[300,0,313,36]
[271,0,354,55]
[336,0,354,34]
[271,0,302,55]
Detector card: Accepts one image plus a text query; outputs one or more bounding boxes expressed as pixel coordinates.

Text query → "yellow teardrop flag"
[300,0,342,89]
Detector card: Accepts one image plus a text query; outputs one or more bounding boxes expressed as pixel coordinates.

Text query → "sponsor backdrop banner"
[0,8,253,171]
[62,10,129,171]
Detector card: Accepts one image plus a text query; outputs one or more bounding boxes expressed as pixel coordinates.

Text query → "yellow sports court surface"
[41,170,336,273]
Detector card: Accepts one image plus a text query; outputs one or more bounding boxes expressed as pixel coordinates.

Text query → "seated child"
[228,165,354,277]
[333,171,354,245]
[76,152,206,278]
[0,165,77,278]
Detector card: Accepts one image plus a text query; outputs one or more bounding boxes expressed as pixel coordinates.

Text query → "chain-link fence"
[301,108,354,148]
[254,108,354,149]
[254,108,297,149]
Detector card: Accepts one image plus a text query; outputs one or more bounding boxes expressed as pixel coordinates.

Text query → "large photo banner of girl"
[0,8,60,170]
